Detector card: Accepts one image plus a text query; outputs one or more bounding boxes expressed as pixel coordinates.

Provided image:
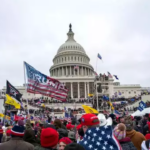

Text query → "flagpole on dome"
[23,61,29,115]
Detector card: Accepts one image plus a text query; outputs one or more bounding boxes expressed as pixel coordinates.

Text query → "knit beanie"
[113,123,126,140]
[64,143,85,150]
[11,125,25,137]
[124,116,133,131]
[59,137,72,145]
[41,127,59,148]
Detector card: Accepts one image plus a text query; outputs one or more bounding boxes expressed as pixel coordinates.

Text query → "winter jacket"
[0,137,34,150]
[126,129,146,150]
[23,129,39,147]
[34,146,57,150]
[119,137,137,150]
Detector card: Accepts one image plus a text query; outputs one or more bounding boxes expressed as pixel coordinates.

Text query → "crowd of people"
[1,111,150,150]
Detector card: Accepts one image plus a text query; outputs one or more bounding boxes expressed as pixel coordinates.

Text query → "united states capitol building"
[1,25,144,101]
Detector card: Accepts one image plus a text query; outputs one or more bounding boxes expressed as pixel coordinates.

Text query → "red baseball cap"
[66,124,75,130]
[76,124,82,130]
[80,114,100,126]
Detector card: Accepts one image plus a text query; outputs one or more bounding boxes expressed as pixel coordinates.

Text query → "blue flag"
[113,75,119,80]
[138,101,146,111]
[97,53,102,60]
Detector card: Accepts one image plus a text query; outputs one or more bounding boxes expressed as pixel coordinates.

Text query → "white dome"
[57,24,85,54]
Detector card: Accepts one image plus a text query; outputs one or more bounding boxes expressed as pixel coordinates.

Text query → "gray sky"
[0,0,150,88]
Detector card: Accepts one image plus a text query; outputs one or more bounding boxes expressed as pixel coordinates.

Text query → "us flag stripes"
[24,62,68,102]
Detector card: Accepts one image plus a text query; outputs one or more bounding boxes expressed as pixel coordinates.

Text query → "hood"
[126,130,136,138]
[23,129,37,143]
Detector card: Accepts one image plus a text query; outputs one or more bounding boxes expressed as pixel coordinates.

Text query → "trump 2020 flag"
[24,62,68,102]
[79,125,122,150]
[5,81,22,109]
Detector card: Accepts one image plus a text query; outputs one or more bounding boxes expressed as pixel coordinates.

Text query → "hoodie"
[126,129,146,150]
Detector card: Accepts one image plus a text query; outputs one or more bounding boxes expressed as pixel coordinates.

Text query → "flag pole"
[95,56,98,73]
[23,62,29,115]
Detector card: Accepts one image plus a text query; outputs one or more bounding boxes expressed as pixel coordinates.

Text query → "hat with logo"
[80,114,99,126]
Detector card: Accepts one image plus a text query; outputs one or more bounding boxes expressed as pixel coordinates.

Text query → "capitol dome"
[50,24,94,80]
[57,24,85,54]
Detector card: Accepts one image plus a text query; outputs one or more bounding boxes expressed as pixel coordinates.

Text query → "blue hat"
[11,125,25,137]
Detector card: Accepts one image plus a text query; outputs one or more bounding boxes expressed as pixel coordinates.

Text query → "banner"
[138,101,146,111]
[24,62,68,102]
[5,80,22,109]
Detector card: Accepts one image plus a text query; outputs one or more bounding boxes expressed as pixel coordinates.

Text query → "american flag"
[74,65,79,69]
[79,125,122,150]
[24,62,68,102]
[108,72,112,78]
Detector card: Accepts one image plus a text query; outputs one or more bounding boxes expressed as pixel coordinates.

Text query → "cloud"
[0,0,150,89]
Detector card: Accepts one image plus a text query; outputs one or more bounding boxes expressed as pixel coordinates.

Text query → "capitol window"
[129,92,131,94]
[134,91,136,94]
[62,58,63,62]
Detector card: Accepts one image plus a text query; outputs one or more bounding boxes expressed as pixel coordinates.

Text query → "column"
[87,82,89,95]
[62,67,64,76]
[70,66,71,76]
[88,69,90,76]
[71,82,73,98]
[85,68,86,76]
[82,67,83,76]
[78,82,80,98]
[78,67,79,76]
[84,82,87,98]
[58,68,59,76]
[66,66,68,76]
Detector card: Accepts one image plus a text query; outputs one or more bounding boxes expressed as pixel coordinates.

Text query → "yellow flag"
[5,94,20,109]
[82,105,99,114]
[0,113,4,118]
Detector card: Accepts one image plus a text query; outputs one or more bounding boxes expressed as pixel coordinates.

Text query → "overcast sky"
[0,0,150,88]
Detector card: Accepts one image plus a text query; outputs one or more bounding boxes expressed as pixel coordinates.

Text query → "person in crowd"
[0,125,3,143]
[34,127,59,150]
[54,119,63,130]
[1,126,12,142]
[113,123,136,150]
[75,124,84,143]
[124,116,146,150]
[141,139,150,150]
[119,116,125,123]
[80,113,100,133]
[109,113,118,129]
[0,120,34,150]
[66,123,74,131]
[58,137,72,150]
[64,143,85,150]
[23,129,39,147]
[145,122,150,140]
